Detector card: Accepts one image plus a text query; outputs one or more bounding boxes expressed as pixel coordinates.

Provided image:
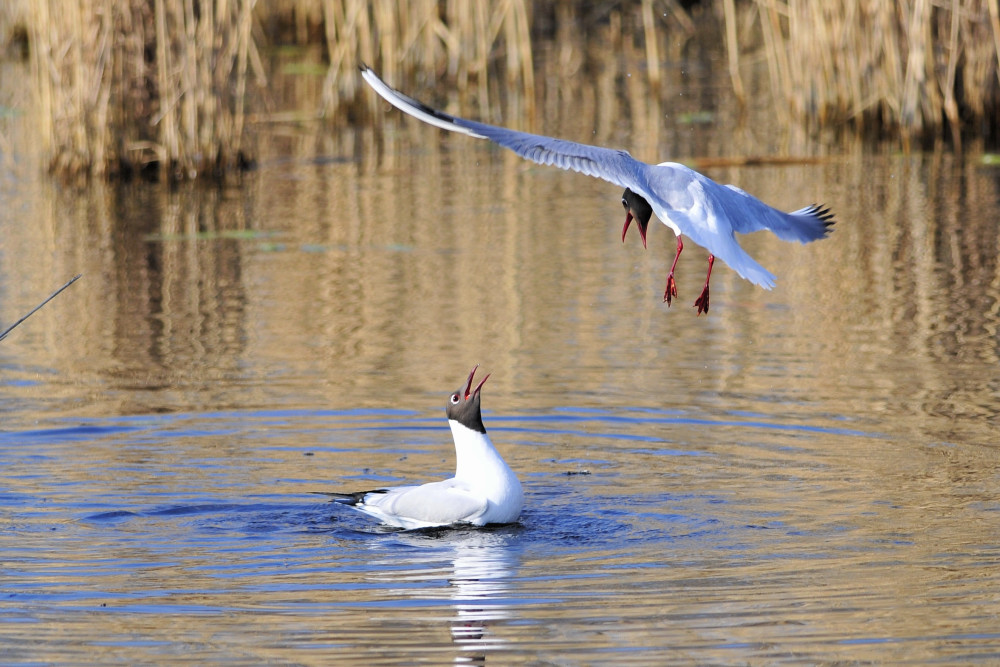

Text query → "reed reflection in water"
[1,44,1000,664]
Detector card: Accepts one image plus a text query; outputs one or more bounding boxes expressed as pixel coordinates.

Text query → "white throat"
[449,420,520,501]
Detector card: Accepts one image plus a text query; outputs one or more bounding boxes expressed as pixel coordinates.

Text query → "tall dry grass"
[26,0,263,180]
[319,0,536,118]
[20,0,1000,180]
[728,0,1000,145]
[17,1,697,180]
[0,1,28,56]
[22,0,545,179]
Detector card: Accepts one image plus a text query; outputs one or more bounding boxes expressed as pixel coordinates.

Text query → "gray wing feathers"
[361,65,642,190]
[657,175,830,288]
[722,185,834,243]
[361,66,487,139]
[359,483,489,526]
[642,166,777,289]
[671,206,777,289]
[460,122,639,187]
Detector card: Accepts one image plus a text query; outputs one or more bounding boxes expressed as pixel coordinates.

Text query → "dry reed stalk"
[27,0,262,180]
[723,0,746,104]
[503,0,535,116]
[641,0,662,88]
[319,0,535,119]
[730,0,1000,144]
[941,0,962,145]
[990,0,1000,87]
[0,1,27,50]
[150,0,263,178]
[759,0,791,110]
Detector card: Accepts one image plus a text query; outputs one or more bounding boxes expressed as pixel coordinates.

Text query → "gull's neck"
[449,420,517,489]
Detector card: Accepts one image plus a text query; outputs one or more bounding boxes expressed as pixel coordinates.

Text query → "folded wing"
[348,482,490,529]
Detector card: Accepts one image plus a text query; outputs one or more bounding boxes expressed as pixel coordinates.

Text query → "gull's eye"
[450,393,460,404]
[621,197,628,208]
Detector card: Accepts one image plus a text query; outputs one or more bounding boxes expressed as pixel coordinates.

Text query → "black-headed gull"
[323,366,522,529]
[360,65,834,314]
[0,274,81,341]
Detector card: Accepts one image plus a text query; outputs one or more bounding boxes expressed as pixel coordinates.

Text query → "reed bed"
[0,1,27,57]
[26,0,262,180]
[17,0,1000,181]
[20,0,543,180]
[15,1,697,180]
[318,0,536,118]
[729,0,1000,145]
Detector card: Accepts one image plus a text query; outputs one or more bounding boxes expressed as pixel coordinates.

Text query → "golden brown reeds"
[318,0,536,118]
[24,0,545,180]
[728,0,1000,146]
[0,0,28,56]
[26,0,263,180]
[21,0,1000,180]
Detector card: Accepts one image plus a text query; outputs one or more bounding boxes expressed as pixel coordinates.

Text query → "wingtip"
[809,203,836,226]
[791,203,836,239]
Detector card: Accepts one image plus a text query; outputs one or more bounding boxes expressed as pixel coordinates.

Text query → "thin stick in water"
[0,274,82,342]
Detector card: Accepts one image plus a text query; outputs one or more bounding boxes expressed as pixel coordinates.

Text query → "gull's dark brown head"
[446,365,489,434]
[621,188,652,249]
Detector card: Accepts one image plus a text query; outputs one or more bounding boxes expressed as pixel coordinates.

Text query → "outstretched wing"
[720,185,835,243]
[360,65,646,191]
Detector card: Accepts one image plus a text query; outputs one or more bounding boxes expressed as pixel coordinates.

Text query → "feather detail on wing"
[360,64,643,190]
[640,166,778,289]
[329,481,490,529]
[722,185,835,243]
[664,204,778,289]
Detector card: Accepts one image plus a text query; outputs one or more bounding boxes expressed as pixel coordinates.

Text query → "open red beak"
[622,211,648,249]
[463,365,490,400]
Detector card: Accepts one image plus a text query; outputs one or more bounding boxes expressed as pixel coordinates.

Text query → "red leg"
[663,236,683,305]
[693,255,714,315]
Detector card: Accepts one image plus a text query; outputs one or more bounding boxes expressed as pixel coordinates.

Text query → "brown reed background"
[735,0,1000,147]
[1,1,999,180]
[21,0,262,180]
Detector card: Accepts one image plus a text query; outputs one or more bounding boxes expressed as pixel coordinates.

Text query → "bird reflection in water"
[370,526,522,664]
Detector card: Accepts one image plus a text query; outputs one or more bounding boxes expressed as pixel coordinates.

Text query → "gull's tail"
[312,490,386,506]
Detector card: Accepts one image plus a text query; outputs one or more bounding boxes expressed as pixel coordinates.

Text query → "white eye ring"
[450,394,460,404]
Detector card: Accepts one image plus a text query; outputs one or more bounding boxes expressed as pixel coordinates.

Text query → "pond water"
[2,41,1000,664]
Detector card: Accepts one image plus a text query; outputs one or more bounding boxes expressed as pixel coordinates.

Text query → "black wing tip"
[803,203,836,234]
[313,489,387,505]
[359,65,460,127]
[808,203,835,222]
